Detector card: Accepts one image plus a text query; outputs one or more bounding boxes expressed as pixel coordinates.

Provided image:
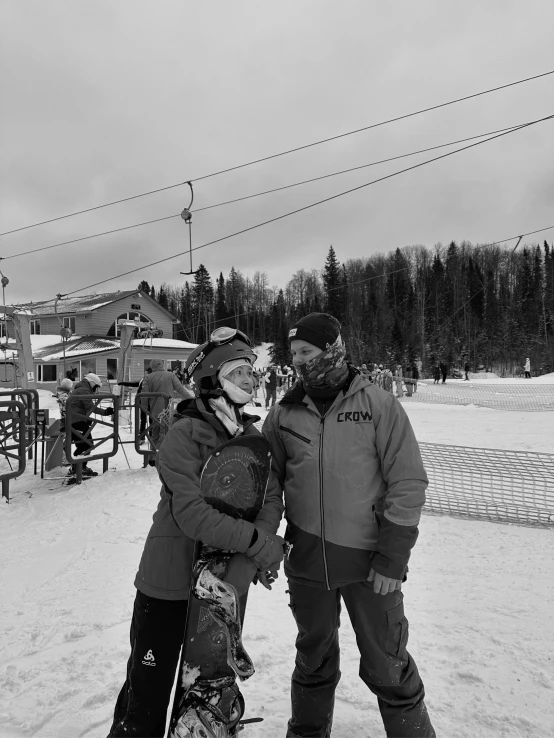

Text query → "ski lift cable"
[54,112,554,298]
[1,68,553,237]
[0,119,535,263]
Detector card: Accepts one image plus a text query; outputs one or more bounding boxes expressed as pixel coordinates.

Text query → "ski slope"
[0,387,553,737]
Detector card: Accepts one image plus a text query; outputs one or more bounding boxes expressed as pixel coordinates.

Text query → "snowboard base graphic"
[168,434,271,738]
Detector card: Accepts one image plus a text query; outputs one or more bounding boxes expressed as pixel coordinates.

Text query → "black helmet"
[184,327,257,397]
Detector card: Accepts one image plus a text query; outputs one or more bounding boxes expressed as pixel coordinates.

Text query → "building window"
[107,358,118,380]
[30,319,41,335]
[37,364,57,382]
[107,311,154,337]
[63,316,76,333]
[0,322,8,339]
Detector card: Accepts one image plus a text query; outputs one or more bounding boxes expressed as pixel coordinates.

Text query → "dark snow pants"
[286,580,435,738]
[107,591,188,738]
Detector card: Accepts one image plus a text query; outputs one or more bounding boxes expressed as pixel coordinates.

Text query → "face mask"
[296,337,349,389]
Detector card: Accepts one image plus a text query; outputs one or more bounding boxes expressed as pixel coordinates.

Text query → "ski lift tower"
[0,306,37,389]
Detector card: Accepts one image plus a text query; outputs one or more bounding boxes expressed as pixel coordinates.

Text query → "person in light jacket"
[263,312,435,738]
[107,328,284,738]
[524,357,531,378]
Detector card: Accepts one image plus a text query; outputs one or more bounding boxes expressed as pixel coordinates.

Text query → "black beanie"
[288,312,341,351]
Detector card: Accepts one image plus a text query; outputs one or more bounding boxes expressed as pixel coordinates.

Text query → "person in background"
[524,357,531,378]
[411,362,419,392]
[433,364,441,384]
[359,363,371,380]
[264,365,278,409]
[69,373,114,479]
[464,361,470,381]
[439,361,448,384]
[394,364,404,397]
[263,312,435,738]
[404,364,414,397]
[54,377,73,466]
[118,368,152,442]
[141,359,191,453]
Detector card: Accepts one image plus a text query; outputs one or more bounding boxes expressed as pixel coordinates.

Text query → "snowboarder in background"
[106,328,284,738]
[524,357,531,378]
[263,312,435,738]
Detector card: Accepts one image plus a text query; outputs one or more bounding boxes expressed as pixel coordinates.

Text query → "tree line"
[138,238,554,376]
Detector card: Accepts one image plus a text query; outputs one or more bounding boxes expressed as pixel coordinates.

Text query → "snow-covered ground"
[1,385,553,737]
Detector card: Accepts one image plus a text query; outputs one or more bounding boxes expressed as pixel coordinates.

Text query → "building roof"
[16,290,140,316]
[132,338,197,349]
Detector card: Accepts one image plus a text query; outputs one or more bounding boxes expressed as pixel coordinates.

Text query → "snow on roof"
[16,290,139,316]
[131,338,197,349]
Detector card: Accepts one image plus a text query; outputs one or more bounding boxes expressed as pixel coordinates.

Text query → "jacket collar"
[174,398,260,432]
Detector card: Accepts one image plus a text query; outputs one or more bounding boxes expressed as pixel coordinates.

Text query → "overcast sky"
[1,0,553,305]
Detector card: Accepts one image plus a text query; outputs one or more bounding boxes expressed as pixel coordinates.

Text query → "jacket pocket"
[138,533,191,592]
[385,601,409,658]
[279,425,312,444]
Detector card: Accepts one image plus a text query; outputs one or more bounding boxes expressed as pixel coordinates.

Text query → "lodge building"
[0,290,196,390]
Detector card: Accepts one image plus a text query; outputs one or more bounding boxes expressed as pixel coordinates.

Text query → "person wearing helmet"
[107,327,284,738]
[69,373,114,479]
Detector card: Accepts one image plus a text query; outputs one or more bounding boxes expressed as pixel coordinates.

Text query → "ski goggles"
[209,326,252,347]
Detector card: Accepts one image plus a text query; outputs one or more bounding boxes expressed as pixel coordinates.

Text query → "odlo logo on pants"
[142,649,156,667]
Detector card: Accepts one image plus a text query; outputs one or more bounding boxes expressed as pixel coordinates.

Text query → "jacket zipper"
[279,425,311,444]
[319,415,331,590]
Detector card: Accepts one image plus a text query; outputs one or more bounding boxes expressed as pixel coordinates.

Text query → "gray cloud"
[1,0,553,304]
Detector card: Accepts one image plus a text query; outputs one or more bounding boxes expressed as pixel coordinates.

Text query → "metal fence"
[420,442,554,527]
[0,400,27,502]
[399,381,554,411]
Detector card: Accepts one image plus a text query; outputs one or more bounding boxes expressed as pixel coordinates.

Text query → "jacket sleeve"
[71,386,94,415]
[371,394,428,579]
[157,419,255,553]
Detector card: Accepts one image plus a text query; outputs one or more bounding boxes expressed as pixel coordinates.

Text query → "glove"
[255,559,281,590]
[223,553,258,597]
[245,530,285,571]
[103,407,114,416]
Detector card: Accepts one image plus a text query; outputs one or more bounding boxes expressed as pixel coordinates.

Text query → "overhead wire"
[0,119,532,263]
[1,68,553,237]
[54,112,554,298]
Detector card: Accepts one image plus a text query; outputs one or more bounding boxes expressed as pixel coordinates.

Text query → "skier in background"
[107,328,284,738]
[263,312,435,738]
[524,357,531,378]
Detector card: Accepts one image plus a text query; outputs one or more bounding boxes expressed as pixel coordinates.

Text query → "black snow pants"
[107,591,188,738]
[286,580,435,738]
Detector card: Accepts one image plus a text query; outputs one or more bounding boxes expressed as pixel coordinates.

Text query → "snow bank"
[0,403,553,737]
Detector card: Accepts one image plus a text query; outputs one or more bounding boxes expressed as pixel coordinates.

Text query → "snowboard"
[167,434,272,738]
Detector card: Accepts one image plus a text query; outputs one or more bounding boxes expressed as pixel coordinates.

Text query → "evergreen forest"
[138,239,554,376]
